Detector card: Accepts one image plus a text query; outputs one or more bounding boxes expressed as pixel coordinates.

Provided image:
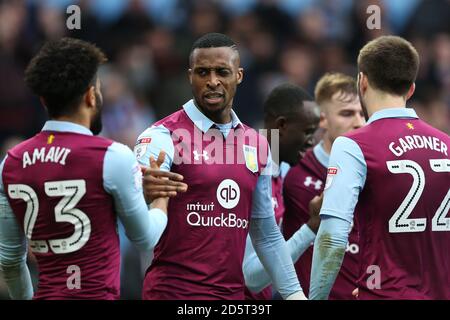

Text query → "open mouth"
[204,92,224,104]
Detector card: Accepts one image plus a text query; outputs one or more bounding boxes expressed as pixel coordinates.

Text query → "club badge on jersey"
[243,145,258,173]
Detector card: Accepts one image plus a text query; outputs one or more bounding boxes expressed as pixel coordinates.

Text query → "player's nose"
[207,72,220,87]
[353,114,365,129]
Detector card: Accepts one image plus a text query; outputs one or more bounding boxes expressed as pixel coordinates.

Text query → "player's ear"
[275,116,288,135]
[319,111,327,130]
[405,83,415,101]
[237,68,243,84]
[188,68,193,85]
[85,86,96,108]
[358,72,368,95]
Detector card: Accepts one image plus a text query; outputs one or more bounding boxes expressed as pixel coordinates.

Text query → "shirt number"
[387,159,450,233]
[8,180,91,254]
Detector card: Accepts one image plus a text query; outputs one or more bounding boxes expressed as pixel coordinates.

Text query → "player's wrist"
[306,217,320,234]
[286,291,308,300]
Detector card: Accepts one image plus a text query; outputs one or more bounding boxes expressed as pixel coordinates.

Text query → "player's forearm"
[0,262,33,300]
[122,206,167,252]
[0,194,33,299]
[242,244,272,293]
[243,223,315,294]
[249,217,303,299]
[288,224,316,263]
[309,216,350,300]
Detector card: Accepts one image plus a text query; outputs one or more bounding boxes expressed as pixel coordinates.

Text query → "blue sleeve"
[309,215,352,300]
[0,156,33,299]
[320,136,367,224]
[243,224,315,293]
[103,142,167,251]
[251,149,275,219]
[248,215,303,299]
[134,125,174,171]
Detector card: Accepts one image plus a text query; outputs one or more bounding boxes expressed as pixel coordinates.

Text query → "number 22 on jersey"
[387,159,450,233]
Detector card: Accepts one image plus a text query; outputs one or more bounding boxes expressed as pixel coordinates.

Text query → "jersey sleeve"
[103,142,167,251]
[248,215,303,299]
[251,148,275,219]
[134,125,174,171]
[320,136,367,223]
[0,156,34,299]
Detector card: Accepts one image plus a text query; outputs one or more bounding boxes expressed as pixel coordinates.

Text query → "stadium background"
[0,0,449,299]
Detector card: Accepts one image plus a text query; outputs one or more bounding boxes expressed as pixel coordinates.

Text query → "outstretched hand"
[141,150,188,202]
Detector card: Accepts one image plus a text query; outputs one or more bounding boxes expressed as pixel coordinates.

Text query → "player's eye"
[340,111,353,117]
[218,69,231,77]
[196,69,208,76]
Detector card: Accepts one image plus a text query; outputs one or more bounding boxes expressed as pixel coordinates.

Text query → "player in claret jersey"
[0,38,187,300]
[310,36,450,300]
[243,83,320,300]
[136,33,304,300]
[283,73,364,299]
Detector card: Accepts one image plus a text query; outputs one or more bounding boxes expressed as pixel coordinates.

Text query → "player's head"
[24,37,107,134]
[188,33,243,123]
[264,83,319,166]
[315,73,364,146]
[357,35,419,119]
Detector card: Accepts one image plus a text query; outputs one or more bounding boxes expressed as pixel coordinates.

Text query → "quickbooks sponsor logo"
[217,179,240,209]
[187,212,248,229]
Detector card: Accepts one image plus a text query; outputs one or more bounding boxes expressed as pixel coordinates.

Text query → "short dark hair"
[24,37,107,118]
[264,83,314,119]
[189,33,237,65]
[358,35,419,96]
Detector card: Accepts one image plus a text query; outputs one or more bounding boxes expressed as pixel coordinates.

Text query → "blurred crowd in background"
[0,0,449,299]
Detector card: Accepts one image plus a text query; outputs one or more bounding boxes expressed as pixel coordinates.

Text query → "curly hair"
[24,37,107,118]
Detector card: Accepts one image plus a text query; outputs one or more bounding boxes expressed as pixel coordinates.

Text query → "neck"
[211,108,232,124]
[53,113,90,130]
[365,89,406,117]
[194,99,232,124]
[322,133,332,154]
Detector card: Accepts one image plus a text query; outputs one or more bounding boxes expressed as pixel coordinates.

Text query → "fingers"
[149,151,166,170]
[149,155,158,169]
[144,169,184,181]
[143,175,188,192]
[143,183,188,193]
[148,191,178,198]
[156,150,166,168]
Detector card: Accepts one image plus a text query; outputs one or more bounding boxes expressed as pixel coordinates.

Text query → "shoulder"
[419,120,449,141]
[6,134,40,156]
[331,136,364,155]
[152,109,190,132]
[344,125,373,142]
[239,123,270,148]
[88,134,115,147]
[105,142,135,162]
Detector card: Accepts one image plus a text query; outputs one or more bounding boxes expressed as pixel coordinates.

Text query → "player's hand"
[352,288,359,298]
[307,193,323,233]
[142,150,188,202]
